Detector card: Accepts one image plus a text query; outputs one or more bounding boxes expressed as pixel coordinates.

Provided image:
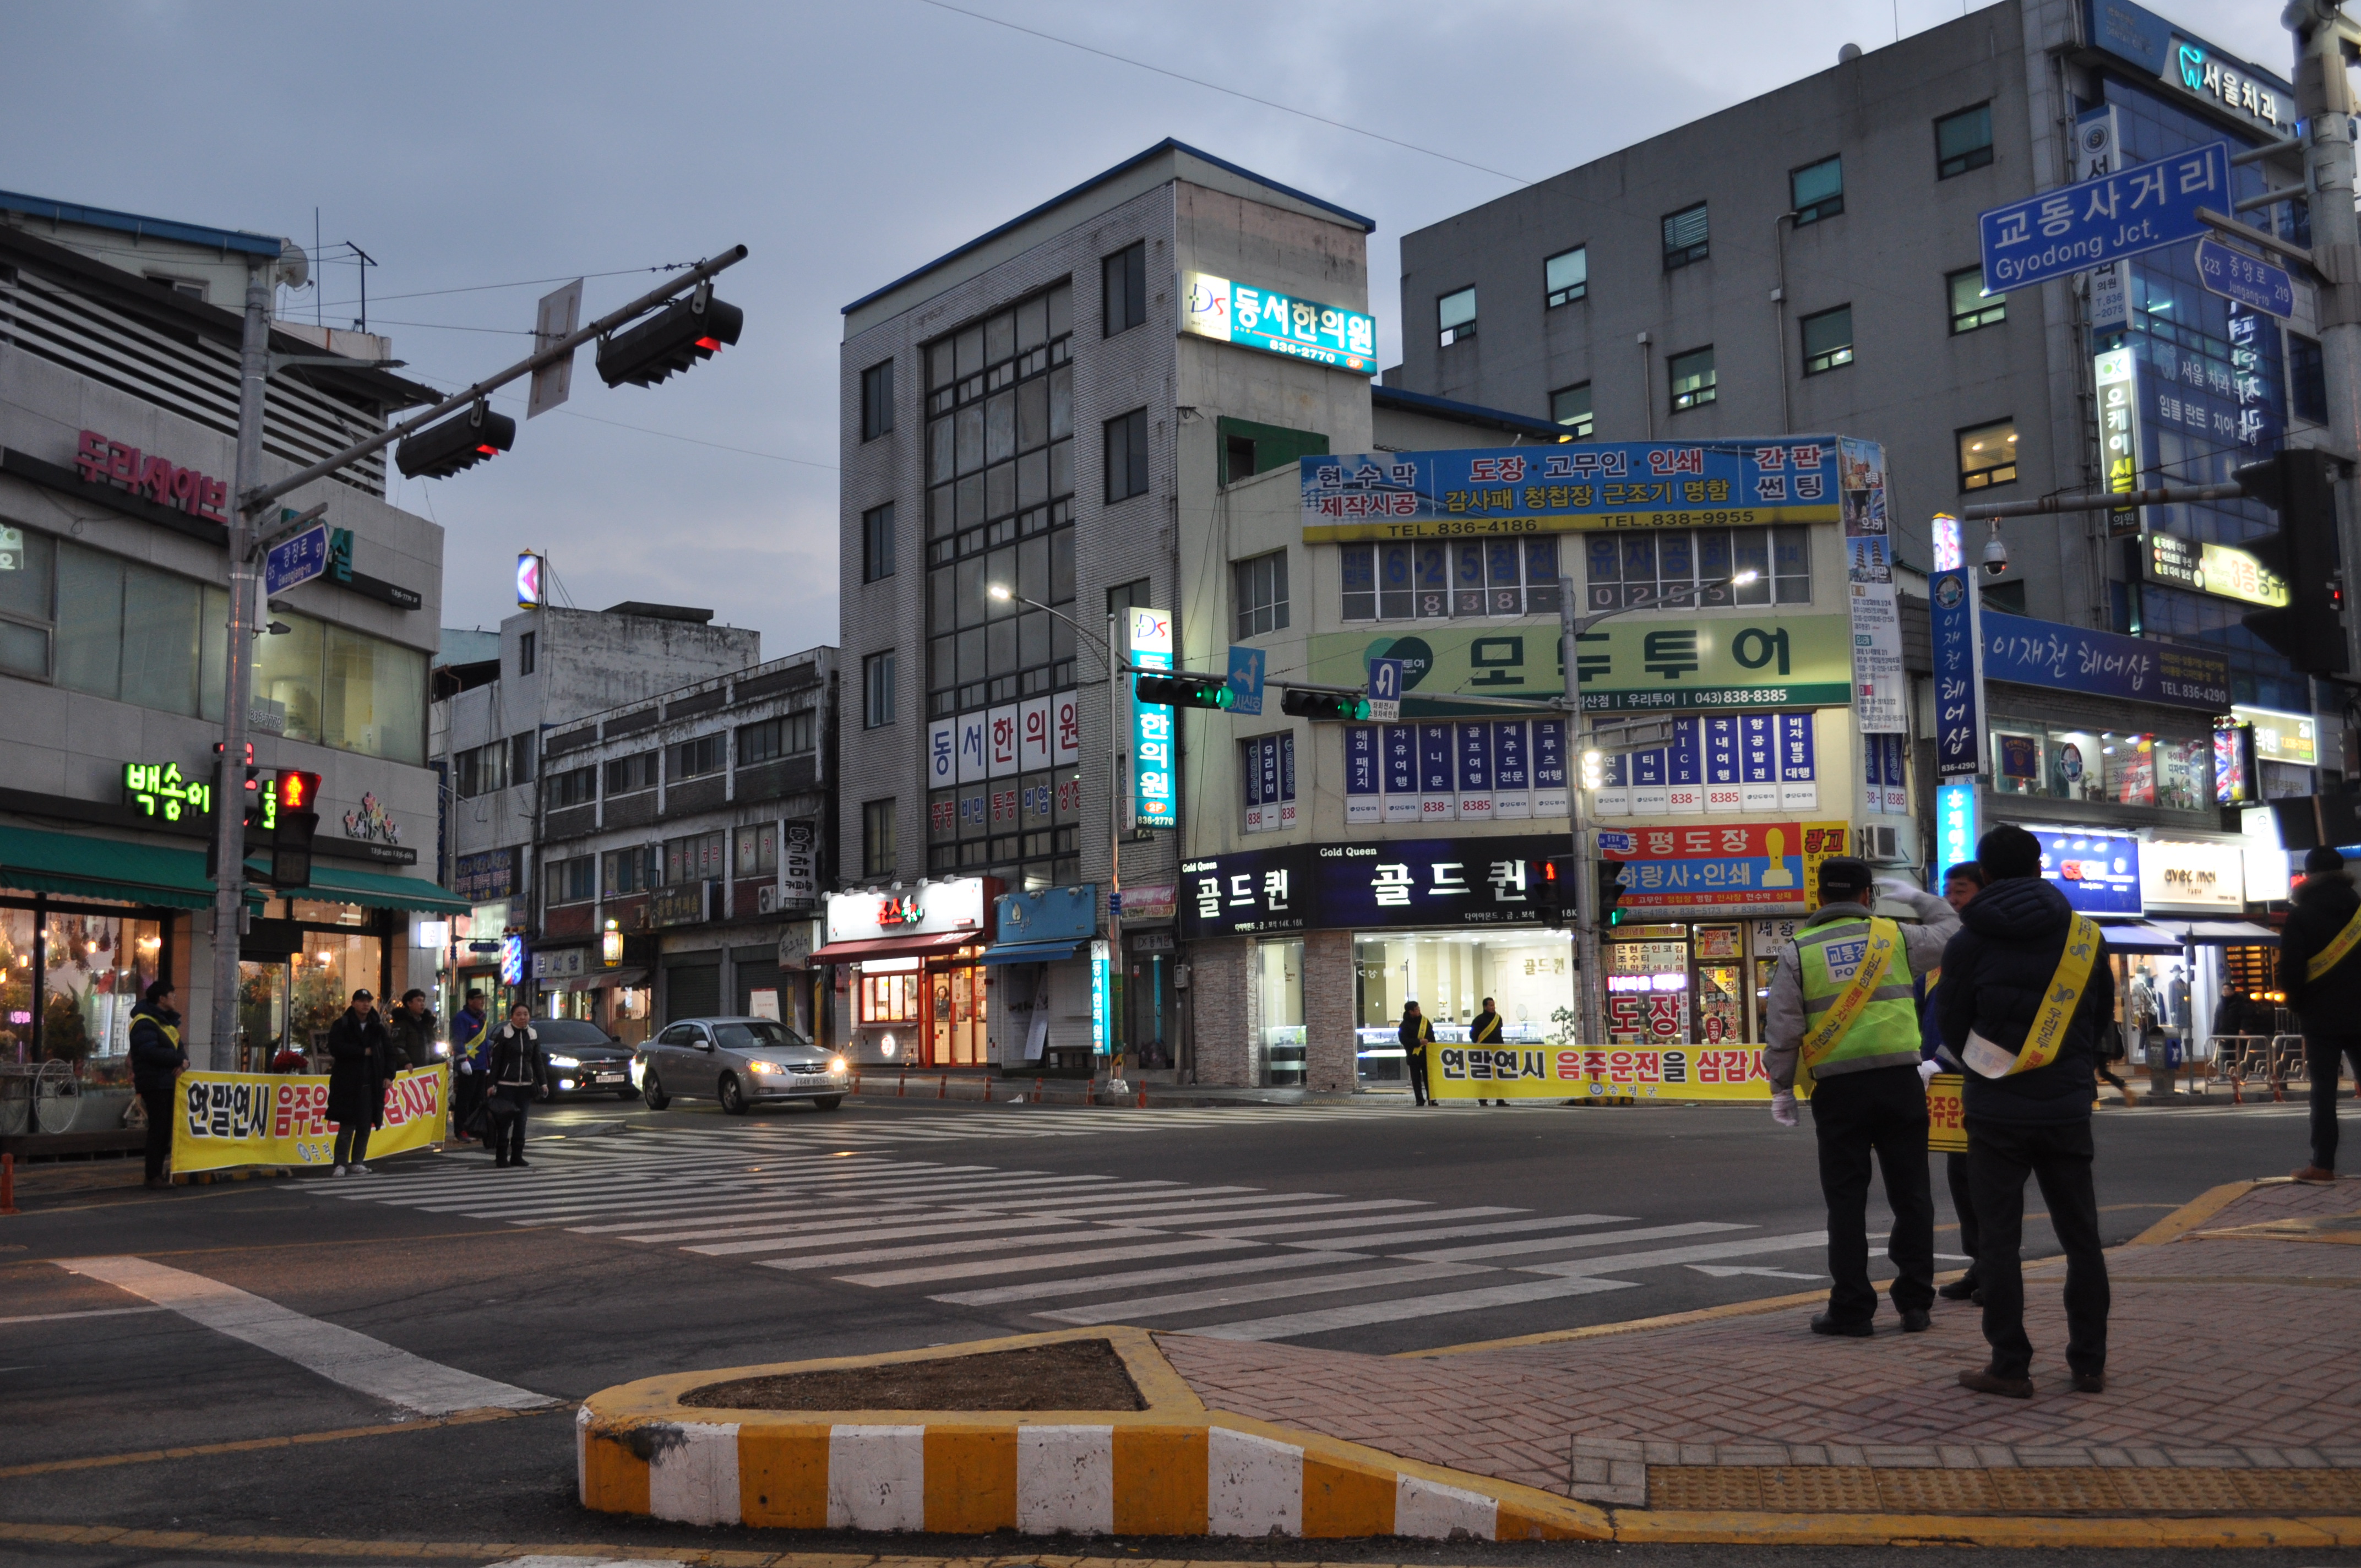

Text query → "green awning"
[0,824,223,910]
[298,861,472,916]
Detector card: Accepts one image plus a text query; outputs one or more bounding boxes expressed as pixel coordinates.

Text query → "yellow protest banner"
[1425,1042,1780,1102]
[169,1065,449,1174]
[1927,1072,1967,1151]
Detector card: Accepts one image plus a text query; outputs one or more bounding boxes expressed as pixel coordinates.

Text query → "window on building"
[1800,305,1854,374]
[1105,407,1149,501]
[1790,156,1843,224]
[546,764,596,809]
[1662,203,1709,269]
[1339,537,1566,620]
[1988,716,2213,812]
[671,733,725,779]
[738,710,815,766]
[733,823,779,877]
[862,799,896,878]
[862,501,895,582]
[604,751,658,795]
[1217,416,1328,485]
[1579,526,1811,611]
[509,731,536,785]
[1437,286,1477,346]
[1234,551,1290,639]
[1107,578,1152,618]
[1544,247,1587,308]
[551,857,597,904]
[664,830,727,886]
[602,845,657,896]
[1957,418,2018,490]
[863,650,895,728]
[860,357,895,440]
[2292,331,2328,423]
[1102,241,1146,336]
[1935,103,1994,178]
[1948,268,2006,333]
[517,630,535,676]
[923,281,1075,719]
[454,741,507,799]
[1551,383,1593,438]
[1668,346,1716,411]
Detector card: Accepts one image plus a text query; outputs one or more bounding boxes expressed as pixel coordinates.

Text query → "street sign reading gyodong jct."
[1979,141,2230,295]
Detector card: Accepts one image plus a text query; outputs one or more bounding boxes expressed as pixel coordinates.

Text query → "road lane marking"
[0,1406,547,1479]
[1518,1232,1830,1277]
[55,1256,558,1415]
[1397,1220,1750,1262]
[1034,1261,1492,1324]
[1184,1205,1515,1238]
[823,1237,1263,1284]
[686,1213,1085,1257]
[926,1250,1373,1304]
[757,1227,1174,1269]
[1193,1274,1641,1341]
[0,1306,166,1325]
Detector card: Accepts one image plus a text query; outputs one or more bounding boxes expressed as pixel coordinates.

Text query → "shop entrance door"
[237,960,289,1072]
[926,962,985,1065]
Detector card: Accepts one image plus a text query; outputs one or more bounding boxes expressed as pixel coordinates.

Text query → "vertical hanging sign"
[1841,438,1907,734]
[1929,514,1988,780]
[2096,347,2144,538]
[1127,607,1176,830]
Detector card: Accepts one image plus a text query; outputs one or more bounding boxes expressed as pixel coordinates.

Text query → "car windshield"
[713,1020,809,1052]
[535,1020,619,1045]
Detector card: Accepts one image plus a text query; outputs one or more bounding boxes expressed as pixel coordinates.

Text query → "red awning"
[808,930,981,963]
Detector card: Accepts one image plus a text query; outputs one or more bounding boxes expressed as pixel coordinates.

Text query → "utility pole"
[1556,580,1602,1053]
[2291,2,2361,673]
[208,256,270,1069]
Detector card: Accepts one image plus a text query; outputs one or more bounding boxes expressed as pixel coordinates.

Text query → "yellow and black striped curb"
[578,1326,1607,1542]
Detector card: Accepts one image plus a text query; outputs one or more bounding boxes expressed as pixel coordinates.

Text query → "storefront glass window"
[1256,939,1305,1085]
[858,968,921,1023]
[0,910,161,1077]
[611,986,652,1046]
[1989,717,2212,811]
[1354,932,1575,1071]
[1,909,32,1061]
[289,932,384,1050]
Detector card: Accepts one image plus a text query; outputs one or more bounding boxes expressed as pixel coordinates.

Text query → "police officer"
[1766,857,1960,1337]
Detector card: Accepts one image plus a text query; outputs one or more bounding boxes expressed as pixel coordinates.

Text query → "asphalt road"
[0,1090,2331,1567]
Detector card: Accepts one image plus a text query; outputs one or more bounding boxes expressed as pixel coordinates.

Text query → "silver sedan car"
[634,1016,850,1114]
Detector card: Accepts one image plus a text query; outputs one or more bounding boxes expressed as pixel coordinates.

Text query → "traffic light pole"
[2289,4,2361,674]
[1555,582,1602,1051]
[204,243,750,1063]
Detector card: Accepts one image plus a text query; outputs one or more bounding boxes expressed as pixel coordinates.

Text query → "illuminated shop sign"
[1180,273,1376,374]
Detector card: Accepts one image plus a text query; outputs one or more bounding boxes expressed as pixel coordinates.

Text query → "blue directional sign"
[1366,657,1404,723]
[2195,237,2295,319]
[1226,645,1265,716]
[1979,140,2232,294]
[264,523,330,596]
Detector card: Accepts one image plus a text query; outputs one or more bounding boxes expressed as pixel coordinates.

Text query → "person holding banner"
[127,980,187,1190]
[1764,856,1959,1338]
[1938,825,2114,1398]
[450,989,491,1142]
[1471,998,1507,1107]
[326,990,389,1175]
[1399,1002,1435,1107]
[2283,846,2361,1184]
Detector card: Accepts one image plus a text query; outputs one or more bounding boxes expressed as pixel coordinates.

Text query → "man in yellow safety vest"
[1766,856,1960,1338]
[2285,845,2361,1184]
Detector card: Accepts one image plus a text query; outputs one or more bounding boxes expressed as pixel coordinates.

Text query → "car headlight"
[829,1057,848,1075]
[548,1054,580,1068]
[747,1059,782,1075]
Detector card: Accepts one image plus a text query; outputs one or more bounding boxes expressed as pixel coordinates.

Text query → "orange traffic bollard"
[1,1152,15,1215]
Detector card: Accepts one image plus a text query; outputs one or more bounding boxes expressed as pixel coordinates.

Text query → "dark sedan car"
[534,1018,639,1100]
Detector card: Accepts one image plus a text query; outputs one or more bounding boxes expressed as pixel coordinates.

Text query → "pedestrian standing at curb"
[127,980,186,1191]
[1470,996,1507,1107]
[1939,824,2114,1398]
[484,1004,546,1168]
[2282,845,2361,1184]
[1765,856,1960,1338]
[450,988,489,1142]
[385,989,436,1075]
[326,989,388,1176]
[1925,862,1988,1308]
[1400,1001,1435,1107]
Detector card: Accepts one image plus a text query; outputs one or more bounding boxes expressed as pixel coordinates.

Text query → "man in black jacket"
[2283,846,2361,1183]
[1938,825,2114,1398]
[127,981,187,1190]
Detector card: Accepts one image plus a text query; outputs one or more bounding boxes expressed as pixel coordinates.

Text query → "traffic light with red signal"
[270,769,322,890]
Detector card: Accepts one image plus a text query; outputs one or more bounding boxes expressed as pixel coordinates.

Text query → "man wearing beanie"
[1938,823,2114,1397]
[2283,845,2361,1184]
[1765,855,1961,1338]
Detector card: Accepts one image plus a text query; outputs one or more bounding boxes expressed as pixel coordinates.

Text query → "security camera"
[1982,529,2010,576]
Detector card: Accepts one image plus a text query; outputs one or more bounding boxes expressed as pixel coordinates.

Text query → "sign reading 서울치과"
[1300,439,1852,542]
[169,1065,449,1174]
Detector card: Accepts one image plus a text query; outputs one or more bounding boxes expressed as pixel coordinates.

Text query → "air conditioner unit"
[756,885,780,915]
[1857,824,1904,864]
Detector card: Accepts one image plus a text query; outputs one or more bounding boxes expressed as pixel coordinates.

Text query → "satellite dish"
[276,237,309,292]
[1838,41,1863,62]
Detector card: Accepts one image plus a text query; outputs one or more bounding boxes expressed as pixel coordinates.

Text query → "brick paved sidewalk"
[1157,1179,2361,1511]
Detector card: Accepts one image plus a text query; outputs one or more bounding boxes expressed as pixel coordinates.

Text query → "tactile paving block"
[2108,1468,2250,1513]
[2233,1468,2361,1512]
[1646,1467,1763,1511]
[1759,1466,1885,1513]
[1988,1468,2126,1513]
[1872,1467,2001,1514]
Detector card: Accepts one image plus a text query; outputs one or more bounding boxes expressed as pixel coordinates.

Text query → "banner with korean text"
[1424,1042,1777,1101]
[168,1065,449,1174]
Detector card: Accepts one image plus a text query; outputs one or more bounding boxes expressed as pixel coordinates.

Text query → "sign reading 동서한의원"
[1299,439,1850,541]
[1180,273,1376,374]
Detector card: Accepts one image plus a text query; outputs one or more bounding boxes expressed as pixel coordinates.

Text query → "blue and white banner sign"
[2195,237,2294,319]
[1982,609,2231,711]
[1979,140,2230,293]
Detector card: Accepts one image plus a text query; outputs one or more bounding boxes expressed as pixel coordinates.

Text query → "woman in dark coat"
[325,989,388,1175]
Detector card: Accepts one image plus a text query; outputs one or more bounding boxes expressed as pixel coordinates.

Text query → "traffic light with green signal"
[1133,671,1235,710]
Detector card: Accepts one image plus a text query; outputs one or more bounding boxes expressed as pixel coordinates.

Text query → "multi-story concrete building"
[0,190,462,1072]
[428,601,760,1020]
[531,646,836,1046]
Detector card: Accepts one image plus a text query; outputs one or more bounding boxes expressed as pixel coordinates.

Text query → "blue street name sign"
[264,522,330,596]
[1226,645,1265,716]
[1979,140,2231,294]
[2194,237,2295,319]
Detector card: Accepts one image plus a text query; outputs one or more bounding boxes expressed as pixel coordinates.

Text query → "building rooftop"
[601,601,715,624]
[0,189,286,259]
[1372,383,1567,443]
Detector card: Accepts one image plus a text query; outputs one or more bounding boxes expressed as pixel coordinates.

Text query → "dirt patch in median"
[681,1337,1147,1412]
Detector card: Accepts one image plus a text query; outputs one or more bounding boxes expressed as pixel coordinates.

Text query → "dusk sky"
[4,0,2283,659]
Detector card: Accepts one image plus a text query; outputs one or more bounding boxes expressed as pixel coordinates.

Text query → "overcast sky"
[4,0,2283,658]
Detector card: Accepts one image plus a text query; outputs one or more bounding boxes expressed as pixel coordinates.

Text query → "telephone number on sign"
[1428,517,1544,537]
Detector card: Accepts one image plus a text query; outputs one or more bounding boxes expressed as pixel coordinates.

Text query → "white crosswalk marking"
[310,1112,1847,1344]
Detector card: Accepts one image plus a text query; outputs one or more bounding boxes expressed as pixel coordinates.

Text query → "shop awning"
[2096,922,2186,954]
[809,930,980,963]
[979,939,1090,966]
[297,863,473,916]
[544,968,648,993]
[2151,919,2280,946]
[1,824,227,910]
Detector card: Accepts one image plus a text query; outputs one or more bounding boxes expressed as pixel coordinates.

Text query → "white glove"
[1917,1059,1941,1088]
[1770,1090,1799,1128]
[456,1059,472,1074]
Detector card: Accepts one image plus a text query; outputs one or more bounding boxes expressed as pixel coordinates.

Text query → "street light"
[988,582,1127,1082]
[1557,568,1759,1049]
